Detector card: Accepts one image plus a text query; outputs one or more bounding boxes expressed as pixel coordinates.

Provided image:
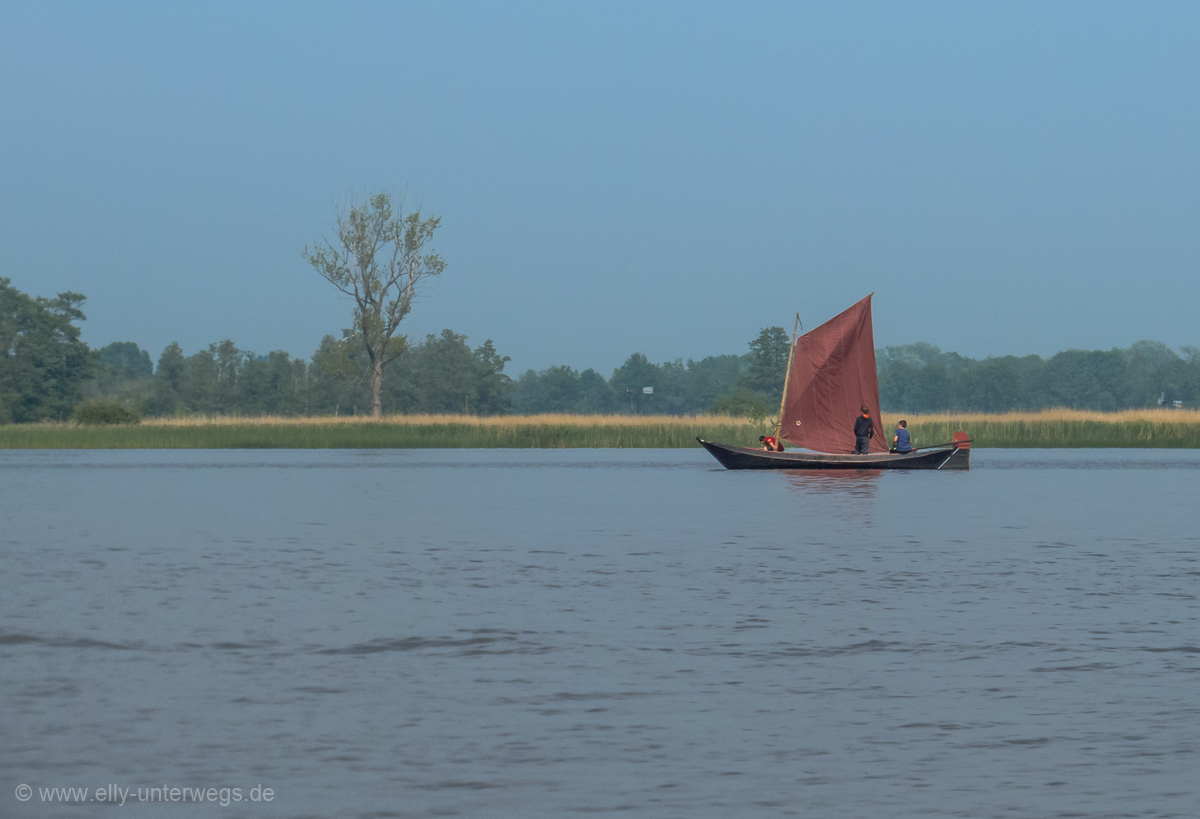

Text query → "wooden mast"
[775,313,801,439]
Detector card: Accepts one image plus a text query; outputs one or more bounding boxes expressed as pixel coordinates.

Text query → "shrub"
[72,397,141,425]
[710,389,774,424]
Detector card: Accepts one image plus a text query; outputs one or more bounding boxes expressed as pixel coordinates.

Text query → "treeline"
[1,278,516,421]
[91,330,785,419]
[81,333,1200,420]
[3,277,1198,423]
[877,341,1200,412]
[514,354,746,415]
[93,330,514,418]
[509,327,791,416]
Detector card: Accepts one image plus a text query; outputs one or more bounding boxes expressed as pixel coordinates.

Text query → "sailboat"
[698,294,971,470]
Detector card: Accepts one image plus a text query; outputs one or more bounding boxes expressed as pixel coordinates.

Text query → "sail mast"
[775,313,801,438]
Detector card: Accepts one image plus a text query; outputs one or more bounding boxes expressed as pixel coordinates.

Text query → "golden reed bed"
[890,408,1200,448]
[2,409,1198,448]
[135,412,755,428]
[133,408,1200,427]
[891,408,1200,425]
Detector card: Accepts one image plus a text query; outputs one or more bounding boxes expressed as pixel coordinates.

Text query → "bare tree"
[303,192,445,417]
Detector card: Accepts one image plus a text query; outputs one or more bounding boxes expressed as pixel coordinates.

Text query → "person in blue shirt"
[892,420,912,453]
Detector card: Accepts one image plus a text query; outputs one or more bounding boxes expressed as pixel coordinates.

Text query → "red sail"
[779,294,887,454]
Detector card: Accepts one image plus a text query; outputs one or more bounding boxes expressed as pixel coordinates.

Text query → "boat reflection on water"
[783,468,881,498]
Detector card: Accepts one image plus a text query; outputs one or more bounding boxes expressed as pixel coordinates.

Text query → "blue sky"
[3,2,1198,374]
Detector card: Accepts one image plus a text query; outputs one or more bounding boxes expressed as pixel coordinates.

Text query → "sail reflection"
[784,468,881,499]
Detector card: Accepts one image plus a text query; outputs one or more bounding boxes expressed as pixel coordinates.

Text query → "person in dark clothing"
[892,419,912,453]
[853,406,874,454]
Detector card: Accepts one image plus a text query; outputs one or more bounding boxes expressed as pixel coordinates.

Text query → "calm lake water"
[2,448,1198,818]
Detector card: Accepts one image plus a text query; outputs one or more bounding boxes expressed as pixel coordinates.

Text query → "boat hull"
[698,439,970,470]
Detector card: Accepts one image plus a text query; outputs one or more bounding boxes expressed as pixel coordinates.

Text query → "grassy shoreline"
[1,409,1198,449]
[0,414,760,450]
[899,408,1200,449]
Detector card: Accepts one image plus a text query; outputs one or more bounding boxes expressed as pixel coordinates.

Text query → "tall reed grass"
[896,408,1200,449]
[2,409,1198,449]
[0,414,762,449]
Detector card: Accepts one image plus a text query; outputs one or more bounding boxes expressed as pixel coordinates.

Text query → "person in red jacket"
[759,435,784,452]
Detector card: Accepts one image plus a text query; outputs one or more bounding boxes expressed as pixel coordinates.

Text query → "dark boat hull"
[698,439,970,470]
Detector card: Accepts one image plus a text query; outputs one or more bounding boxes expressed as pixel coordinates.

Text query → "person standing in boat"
[853,406,874,454]
[892,419,912,453]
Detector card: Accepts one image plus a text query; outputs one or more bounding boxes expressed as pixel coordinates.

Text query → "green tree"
[240,351,308,415]
[472,339,514,415]
[1180,346,1200,406]
[609,353,660,414]
[310,333,370,415]
[1122,340,1187,408]
[391,330,475,413]
[677,355,743,414]
[512,365,619,414]
[655,359,688,414]
[389,330,512,415]
[179,347,219,414]
[147,342,186,416]
[99,342,153,380]
[879,361,952,412]
[513,366,575,413]
[711,389,773,424]
[955,357,1023,412]
[303,192,444,417]
[88,342,155,411]
[210,339,243,413]
[578,369,617,413]
[0,279,93,422]
[1041,349,1124,410]
[737,326,789,405]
